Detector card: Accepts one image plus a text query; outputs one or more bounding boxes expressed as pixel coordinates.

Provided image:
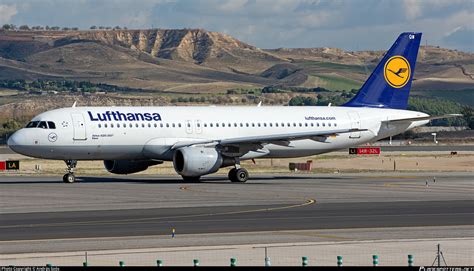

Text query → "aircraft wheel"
[63,173,75,183]
[228,168,237,182]
[231,168,249,183]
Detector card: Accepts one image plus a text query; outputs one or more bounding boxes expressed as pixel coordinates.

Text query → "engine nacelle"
[104,160,161,175]
[173,147,231,177]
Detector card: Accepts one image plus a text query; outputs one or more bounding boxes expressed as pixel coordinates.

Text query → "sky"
[0,0,473,51]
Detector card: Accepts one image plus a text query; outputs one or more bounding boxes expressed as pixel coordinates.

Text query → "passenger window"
[222,123,225,127]
[328,123,331,127]
[263,123,267,127]
[47,122,56,129]
[334,123,337,127]
[216,123,220,127]
[178,123,182,128]
[135,123,139,128]
[210,123,213,127]
[98,124,101,128]
[305,123,308,127]
[117,124,120,128]
[322,123,326,127]
[257,123,261,127]
[234,123,237,127]
[317,123,320,127]
[105,124,108,128]
[38,121,48,129]
[160,123,164,128]
[311,123,314,127]
[269,123,272,127]
[166,123,169,128]
[246,123,249,127]
[172,123,176,128]
[293,123,296,127]
[204,123,207,128]
[129,123,132,128]
[111,123,114,128]
[123,123,126,128]
[252,123,255,127]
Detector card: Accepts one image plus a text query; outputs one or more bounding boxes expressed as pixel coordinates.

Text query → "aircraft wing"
[383,114,462,124]
[171,128,366,150]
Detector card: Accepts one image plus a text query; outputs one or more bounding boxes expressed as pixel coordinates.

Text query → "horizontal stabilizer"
[383,114,463,124]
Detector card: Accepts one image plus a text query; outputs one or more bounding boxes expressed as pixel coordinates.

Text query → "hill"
[0,28,472,94]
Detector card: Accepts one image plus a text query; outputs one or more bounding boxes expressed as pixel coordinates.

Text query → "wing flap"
[170,128,366,150]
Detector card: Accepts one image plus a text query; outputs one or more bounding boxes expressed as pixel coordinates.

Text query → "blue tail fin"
[343,32,422,109]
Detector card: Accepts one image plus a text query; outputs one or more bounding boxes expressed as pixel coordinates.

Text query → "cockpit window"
[47,121,56,129]
[25,121,39,128]
[38,121,48,129]
[25,121,57,129]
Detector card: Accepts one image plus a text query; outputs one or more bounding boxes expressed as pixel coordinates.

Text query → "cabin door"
[347,111,361,138]
[71,113,87,140]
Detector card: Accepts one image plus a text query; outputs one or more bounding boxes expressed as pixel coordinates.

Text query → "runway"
[1,173,473,242]
[0,199,472,241]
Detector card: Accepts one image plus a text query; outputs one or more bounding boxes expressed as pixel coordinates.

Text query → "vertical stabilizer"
[343,32,422,109]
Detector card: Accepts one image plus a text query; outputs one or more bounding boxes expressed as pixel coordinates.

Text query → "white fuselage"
[8,105,428,161]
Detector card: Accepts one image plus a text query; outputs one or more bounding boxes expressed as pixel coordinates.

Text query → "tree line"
[0,79,145,93]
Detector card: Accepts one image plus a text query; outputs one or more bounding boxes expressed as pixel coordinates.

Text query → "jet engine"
[104,160,162,175]
[173,146,233,177]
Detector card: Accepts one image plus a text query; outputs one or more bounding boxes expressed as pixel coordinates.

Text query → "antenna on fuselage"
[72,101,77,108]
[257,101,262,107]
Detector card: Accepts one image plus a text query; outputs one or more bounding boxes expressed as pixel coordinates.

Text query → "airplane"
[7,32,461,183]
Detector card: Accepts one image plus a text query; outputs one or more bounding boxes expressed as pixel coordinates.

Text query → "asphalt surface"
[1,173,473,242]
[0,199,472,241]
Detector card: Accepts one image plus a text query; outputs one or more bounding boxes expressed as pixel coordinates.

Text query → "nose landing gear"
[63,160,77,183]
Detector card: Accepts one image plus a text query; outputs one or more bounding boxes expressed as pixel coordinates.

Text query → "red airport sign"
[349,147,381,155]
[0,160,20,171]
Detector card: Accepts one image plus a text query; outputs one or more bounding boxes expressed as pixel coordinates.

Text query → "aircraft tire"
[228,168,237,182]
[63,173,75,183]
[232,168,249,183]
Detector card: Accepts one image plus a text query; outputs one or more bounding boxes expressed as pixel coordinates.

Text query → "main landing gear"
[63,160,77,183]
[228,162,249,183]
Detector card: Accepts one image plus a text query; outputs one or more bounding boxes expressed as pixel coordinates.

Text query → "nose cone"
[7,130,25,153]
